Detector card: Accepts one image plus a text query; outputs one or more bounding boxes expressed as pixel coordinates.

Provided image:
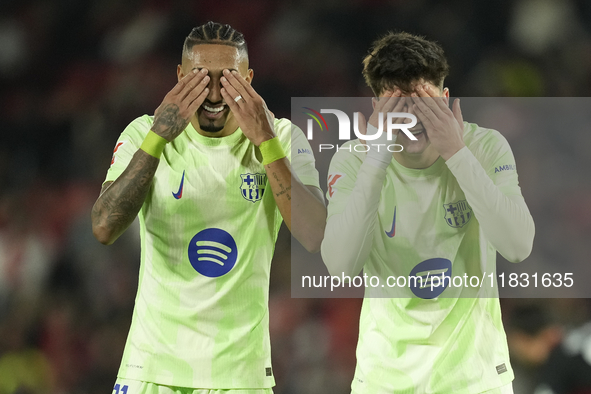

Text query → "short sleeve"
[104,115,153,185]
[275,118,321,190]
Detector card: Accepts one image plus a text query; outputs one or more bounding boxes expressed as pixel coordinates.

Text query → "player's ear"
[442,87,450,105]
[372,97,378,109]
[177,65,183,82]
[246,68,254,84]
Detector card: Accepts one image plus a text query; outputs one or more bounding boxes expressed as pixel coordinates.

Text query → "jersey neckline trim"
[185,121,245,146]
[390,155,445,177]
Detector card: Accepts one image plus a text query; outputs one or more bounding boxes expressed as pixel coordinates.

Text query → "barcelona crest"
[443,199,473,228]
[240,173,267,203]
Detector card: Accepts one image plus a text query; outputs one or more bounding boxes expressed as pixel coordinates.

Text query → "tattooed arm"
[265,158,326,253]
[91,152,159,245]
[91,69,210,245]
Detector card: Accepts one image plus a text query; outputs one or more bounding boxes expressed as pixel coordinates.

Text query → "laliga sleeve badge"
[110,141,126,166]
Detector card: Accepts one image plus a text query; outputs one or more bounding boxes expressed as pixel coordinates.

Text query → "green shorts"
[351,382,513,394]
[113,378,274,394]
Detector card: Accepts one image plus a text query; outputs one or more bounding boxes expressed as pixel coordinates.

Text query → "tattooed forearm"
[264,159,327,253]
[275,185,292,200]
[271,171,292,200]
[91,150,159,244]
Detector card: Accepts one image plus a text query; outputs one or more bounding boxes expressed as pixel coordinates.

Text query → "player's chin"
[197,112,228,132]
[199,122,226,133]
[402,131,430,153]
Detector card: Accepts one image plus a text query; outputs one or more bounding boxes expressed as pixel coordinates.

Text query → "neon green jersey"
[326,122,521,393]
[105,116,319,389]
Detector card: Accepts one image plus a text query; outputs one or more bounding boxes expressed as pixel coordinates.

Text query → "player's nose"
[403,99,415,122]
[207,75,223,103]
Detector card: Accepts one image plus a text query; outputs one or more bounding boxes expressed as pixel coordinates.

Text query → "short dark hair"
[183,21,248,59]
[362,32,449,95]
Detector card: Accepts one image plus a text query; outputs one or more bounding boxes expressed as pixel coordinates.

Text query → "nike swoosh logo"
[172,170,185,199]
[385,206,396,237]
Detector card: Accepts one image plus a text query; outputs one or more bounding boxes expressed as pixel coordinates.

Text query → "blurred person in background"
[0,301,53,394]
[321,31,535,393]
[91,21,326,393]
[507,303,591,394]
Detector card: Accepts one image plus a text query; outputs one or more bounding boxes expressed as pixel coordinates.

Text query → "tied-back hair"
[183,21,248,59]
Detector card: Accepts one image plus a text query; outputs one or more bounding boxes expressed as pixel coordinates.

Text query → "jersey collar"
[185,122,245,146]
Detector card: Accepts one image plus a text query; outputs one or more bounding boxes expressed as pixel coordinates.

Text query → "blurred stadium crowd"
[1,0,591,393]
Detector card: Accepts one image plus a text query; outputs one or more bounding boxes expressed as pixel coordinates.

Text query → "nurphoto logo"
[302,108,417,152]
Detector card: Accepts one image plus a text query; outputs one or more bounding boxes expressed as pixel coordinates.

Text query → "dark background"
[1,0,591,393]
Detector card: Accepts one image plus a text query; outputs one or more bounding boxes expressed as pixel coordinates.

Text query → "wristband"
[140,130,168,158]
[259,137,286,166]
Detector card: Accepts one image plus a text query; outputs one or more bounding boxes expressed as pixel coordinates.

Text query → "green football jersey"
[326,122,521,393]
[105,116,320,388]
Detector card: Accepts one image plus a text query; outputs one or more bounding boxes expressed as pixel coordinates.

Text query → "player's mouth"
[201,103,228,119]
[409,125,425,136]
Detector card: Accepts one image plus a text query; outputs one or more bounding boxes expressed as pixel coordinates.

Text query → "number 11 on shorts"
[114,384,128,394]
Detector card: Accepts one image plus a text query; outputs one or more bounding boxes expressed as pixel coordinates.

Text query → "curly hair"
[362,32,449,95]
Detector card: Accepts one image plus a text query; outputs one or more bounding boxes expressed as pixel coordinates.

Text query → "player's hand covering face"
[152,69,210,142]
[220,69,275,146]
[179,44,252,135]
[355,89,409,148]
[411,85,465,161]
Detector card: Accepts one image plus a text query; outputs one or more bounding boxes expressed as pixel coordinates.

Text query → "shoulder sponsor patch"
[327,173,345,198]
[110,141,126,166]
[297,148,312,155]
[494,164,516,173]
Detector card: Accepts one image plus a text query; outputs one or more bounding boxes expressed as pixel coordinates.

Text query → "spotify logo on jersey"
[188,228,238,277]
[408,258,452,299]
